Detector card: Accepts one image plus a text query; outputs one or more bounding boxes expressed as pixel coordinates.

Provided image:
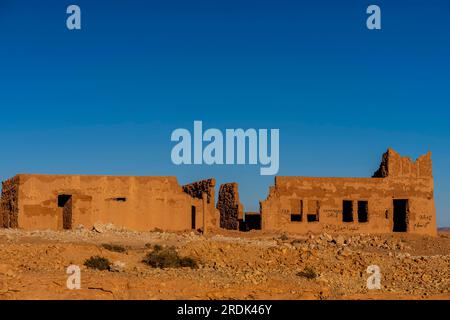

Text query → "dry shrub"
[84,256,111,271]
[142,245,198,269]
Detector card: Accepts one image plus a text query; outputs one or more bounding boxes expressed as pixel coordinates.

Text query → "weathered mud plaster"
[260,149,437,236]
[0,175,219,232]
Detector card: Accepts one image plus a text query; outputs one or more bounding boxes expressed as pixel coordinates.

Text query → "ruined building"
[0,175,218,232]
[0,149,438,236]
[260,148,437,236]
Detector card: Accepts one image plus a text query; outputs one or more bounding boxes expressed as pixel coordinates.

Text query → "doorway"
[393,199,408,232]
[191,206,196,230]
[58,194,72,230]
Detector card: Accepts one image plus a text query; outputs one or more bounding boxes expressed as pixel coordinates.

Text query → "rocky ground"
[0,225,448,300]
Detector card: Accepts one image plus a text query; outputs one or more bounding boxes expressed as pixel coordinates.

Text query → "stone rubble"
[0,228,448,299]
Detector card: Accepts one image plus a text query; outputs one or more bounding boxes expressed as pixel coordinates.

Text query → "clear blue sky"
[0,0,449,226]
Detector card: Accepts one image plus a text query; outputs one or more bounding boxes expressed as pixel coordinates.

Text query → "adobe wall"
[10,174,210,232]
[182,178,219,230]
[260,149,437,236]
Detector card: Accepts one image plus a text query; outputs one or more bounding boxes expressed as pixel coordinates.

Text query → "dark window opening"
[307,214,319,222]
[358,201,369,223]
[58,194,71,207]
[291,214,302,222]
[393,199,408,232]
[113,197,127,202]
[191,206,196,230]
[343,200,353,222]
[58,194,72,230]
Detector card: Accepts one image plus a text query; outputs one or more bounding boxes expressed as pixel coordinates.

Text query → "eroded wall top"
[373,148,432,179]
[182,178,216,204]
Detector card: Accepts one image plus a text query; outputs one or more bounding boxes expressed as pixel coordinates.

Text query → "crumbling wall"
[373,150,389,178]
[13,174,210,231]
[182,178,219,231]
[183,178,215,204]
[0,176,20,228]
[373,148,433,179]
[217,183,243,230]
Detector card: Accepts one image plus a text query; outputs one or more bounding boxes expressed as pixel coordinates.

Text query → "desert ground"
[0,225,448,300]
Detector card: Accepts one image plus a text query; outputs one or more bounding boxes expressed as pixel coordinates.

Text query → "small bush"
[296,267,318,280]
[102,243,127,253]
[280,233,289,241]
[142,246,198,269]
[84,256,111,271]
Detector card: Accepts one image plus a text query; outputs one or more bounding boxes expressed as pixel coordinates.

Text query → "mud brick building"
[0,149,438,236]
[260,149,437,236]
[0,175,218,232]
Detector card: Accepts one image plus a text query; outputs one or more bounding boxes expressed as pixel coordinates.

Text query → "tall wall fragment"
[0,176,20,228]
[217,183,243,230]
